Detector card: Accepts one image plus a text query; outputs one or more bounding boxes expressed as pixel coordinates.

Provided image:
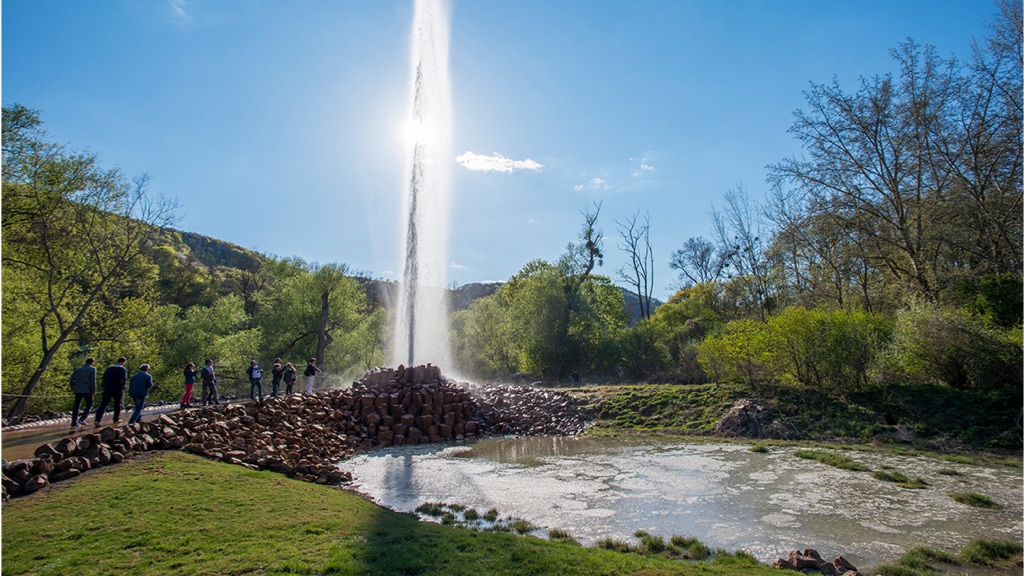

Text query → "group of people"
[242,357,321,401]
[180,359,222,408]
[68,357,155,429]
[69,355,325,431]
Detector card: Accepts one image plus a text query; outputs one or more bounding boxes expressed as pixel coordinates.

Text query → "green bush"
[696,307,891,392]
[874,302,1022,391]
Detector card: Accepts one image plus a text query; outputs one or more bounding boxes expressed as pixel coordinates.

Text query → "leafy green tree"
[2,104,177,419]
[450,294,515,379]
[257,260,376,381]
[148,296,260,395]
[502,260,568,376]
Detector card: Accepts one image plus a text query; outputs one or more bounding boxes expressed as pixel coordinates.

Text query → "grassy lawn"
[2,451,780,576]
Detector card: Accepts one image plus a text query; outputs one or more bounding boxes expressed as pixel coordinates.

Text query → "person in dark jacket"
[69,357,97,429]
[303,357,322,395]
[270,359,283,398]
[200,359,219,405]
[127,364,154,424]
[282,362,297,396]
[94,357,129,427]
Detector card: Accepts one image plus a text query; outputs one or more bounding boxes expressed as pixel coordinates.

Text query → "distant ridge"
[157,228,658,321]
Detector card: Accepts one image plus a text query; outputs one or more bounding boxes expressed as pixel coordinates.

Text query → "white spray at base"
[392,0,453,369]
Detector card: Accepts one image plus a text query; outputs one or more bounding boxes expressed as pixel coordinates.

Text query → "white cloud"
[630,156,655,177]
[170,0,193,23]
[455,151,543,174]
[574,177,609,191]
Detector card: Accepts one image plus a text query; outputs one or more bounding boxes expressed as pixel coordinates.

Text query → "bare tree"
[669,236,724,287]
[616,210,655,320]
[711,186,777,321]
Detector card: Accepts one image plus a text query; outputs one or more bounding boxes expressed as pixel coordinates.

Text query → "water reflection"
[336,436,1023,567]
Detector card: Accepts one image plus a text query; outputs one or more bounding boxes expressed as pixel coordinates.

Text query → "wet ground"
[2,403,185,461]
[336,435,1024,567]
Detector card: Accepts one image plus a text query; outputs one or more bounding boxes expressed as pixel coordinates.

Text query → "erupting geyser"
[392,0,453,367]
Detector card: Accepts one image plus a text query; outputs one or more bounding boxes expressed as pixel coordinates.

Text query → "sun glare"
[405,118,437,147]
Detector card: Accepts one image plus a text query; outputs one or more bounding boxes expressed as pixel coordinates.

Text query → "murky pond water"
[337,436,1023,567]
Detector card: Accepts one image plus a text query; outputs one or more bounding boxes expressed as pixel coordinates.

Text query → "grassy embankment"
[1,451,777,576]
[568,380,1022,455]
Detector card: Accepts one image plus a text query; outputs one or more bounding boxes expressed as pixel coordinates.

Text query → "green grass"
[748,443,769,453]
[570,381,1022,454]
[950,491,1002,509]
[873,469,910,483]
[960,539,1024,565]
[794,449,869,471]
[873,539,1022,576]
[2,451,785,576]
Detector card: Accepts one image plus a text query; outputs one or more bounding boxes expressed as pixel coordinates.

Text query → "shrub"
[765,307,890,390]
[874,303,1022,391]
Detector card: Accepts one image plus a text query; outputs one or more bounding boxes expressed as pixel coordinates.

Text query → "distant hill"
[155,228,659,321]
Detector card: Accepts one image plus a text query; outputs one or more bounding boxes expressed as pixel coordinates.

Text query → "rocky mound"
[713,398,799,440]
[773,548,860,576]
[2,365,585,501]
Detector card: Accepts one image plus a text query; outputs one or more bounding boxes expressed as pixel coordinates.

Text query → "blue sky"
[2,0,998,300]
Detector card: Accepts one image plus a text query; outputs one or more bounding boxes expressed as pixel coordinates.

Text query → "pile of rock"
[471,384,586,436]
[348,364,483,445]
[2,365,589,501]
[772,549,859,576]
[713,398,799,440]
[3,417,184,498]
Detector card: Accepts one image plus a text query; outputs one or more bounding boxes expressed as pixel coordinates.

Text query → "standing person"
[282,362,297,396]
[246,359,264,400]
[303,357,322,395]
[69,357,97,429]
[200,359,219,405]
[95,357,129,427]
[127,364,154,424]
[182,362,198,408]
[270,359,283,398]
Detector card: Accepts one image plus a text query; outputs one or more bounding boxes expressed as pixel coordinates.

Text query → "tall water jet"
[392,0,453,367]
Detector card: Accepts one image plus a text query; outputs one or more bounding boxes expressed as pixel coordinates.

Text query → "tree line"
[451,2,1021,397]
[2,2,1020,420]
